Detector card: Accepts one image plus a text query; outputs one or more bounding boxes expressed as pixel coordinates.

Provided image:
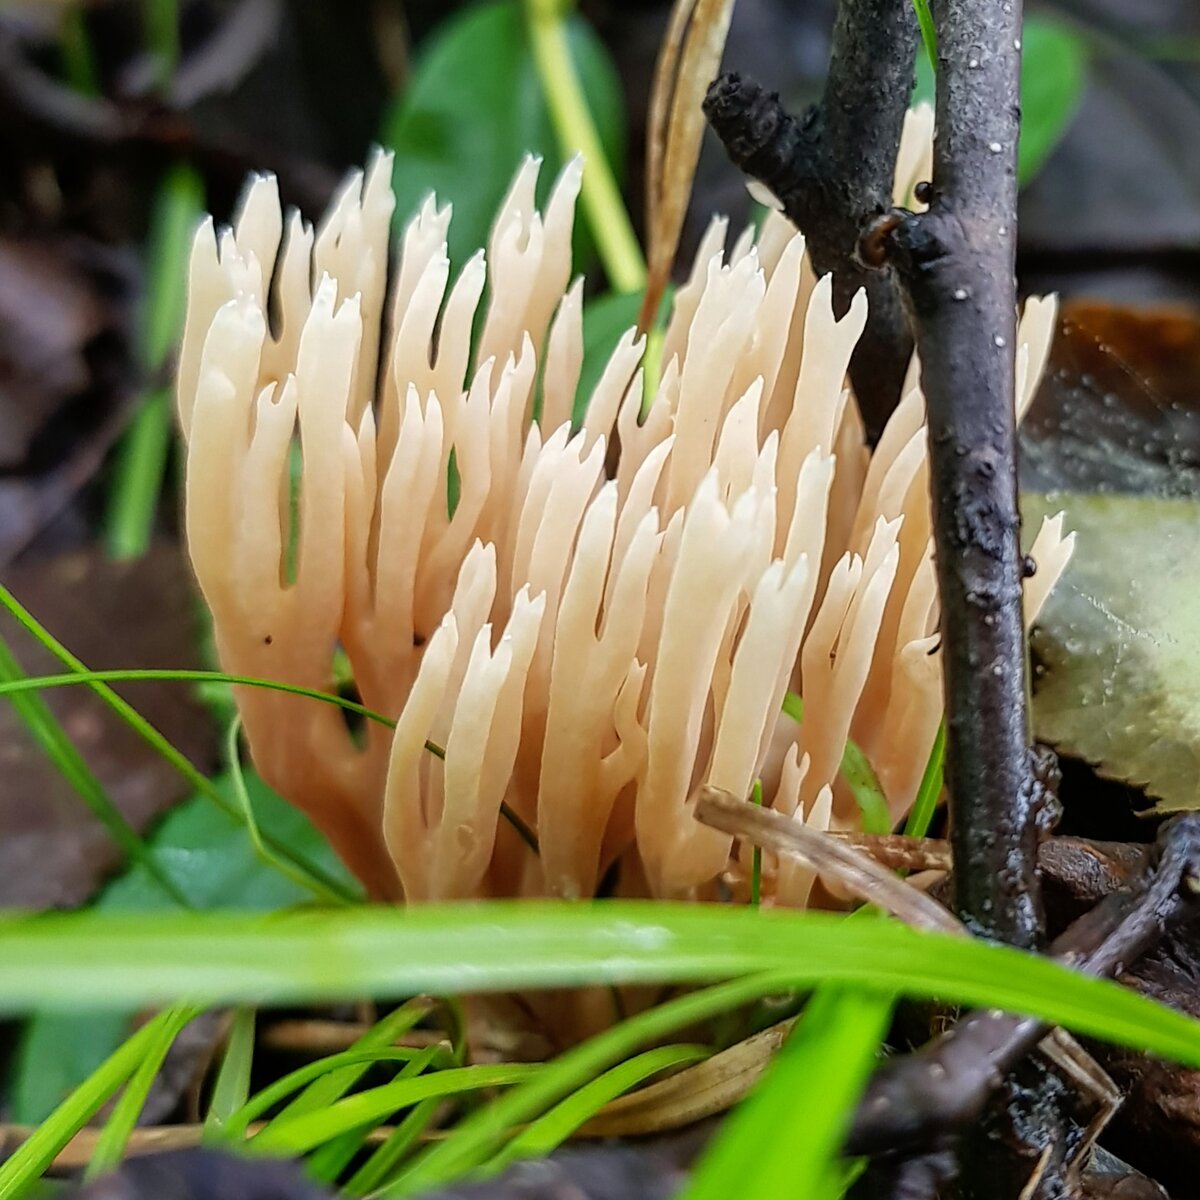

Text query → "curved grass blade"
[0,637,190,907]
[250,1064,541,1157]
[225,719,350,907]
[682,988,892,1200]
[220,1049,427,1145]
[84,1004,201,1179]
[492,1043,708,1167]
[0,1007,183,1199]
[0,669,395,729]
[0,585,361,905]
[305,1045,444,1184]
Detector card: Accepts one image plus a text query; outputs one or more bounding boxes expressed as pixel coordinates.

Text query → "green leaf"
[909,15,1087,185]
[2,905,1199,1071]
[1018,17,1088,184]
[379,0,624,270]
[683,988,892,1200]
[1026,492,1200,814]
[8,771,354,1123]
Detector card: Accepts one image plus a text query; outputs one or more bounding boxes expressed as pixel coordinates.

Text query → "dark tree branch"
[702,0,918,444]
[844,814,1200,1159]
[855,0,1050,1191]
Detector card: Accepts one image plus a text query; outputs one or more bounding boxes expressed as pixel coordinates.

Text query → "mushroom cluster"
[177,112,1072,907]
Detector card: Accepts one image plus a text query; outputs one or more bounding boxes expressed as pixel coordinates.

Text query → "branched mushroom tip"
[177,124,1070,920]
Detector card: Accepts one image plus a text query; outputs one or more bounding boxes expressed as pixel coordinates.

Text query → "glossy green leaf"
[380,0,624,269]
[911,15,1087,185]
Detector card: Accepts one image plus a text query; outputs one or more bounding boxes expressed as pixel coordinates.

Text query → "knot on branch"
[702,72,815,202]
[857,207,957,277]
[1154,813,1200,897]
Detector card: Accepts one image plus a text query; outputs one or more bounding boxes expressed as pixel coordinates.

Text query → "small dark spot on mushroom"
[413,632,426,648]
[264,634,273,645]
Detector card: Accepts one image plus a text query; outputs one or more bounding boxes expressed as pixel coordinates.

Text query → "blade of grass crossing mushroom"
[226,718,352,907]
[681,988,893,1200]
[525,0,645,295]
[782,692,893,834]
[642,0,736,330]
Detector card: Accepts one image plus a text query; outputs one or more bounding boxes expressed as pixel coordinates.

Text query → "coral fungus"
[177,113,1072,907]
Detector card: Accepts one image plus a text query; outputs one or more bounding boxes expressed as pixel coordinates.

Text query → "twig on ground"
[701,0,918,443]
[854,0,1057,1190]
[843,814,1200,1160]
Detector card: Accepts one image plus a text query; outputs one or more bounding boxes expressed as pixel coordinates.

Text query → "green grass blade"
[0,584,361,905]
[273,1000,435,1127]
[251,1065,541,1157]
[85,1003,201,1179]
[782,691,891,832]
[388,974,789,1196]
[0,669,395,729]
[221,1049,426,1144]
[0,635,189,908]
[2,905,1200,1072]
[911,0,938,72]
[306,1046,443,1184]
[0,1009,176,1199]
[225,719,349,907]
[904,723,946,839]
[343,1096,442,1195]
[682,988,892,1200]
[493,1043,708,1166]
[203,1007,256,1142]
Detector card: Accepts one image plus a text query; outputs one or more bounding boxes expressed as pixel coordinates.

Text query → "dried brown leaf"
[641,0,736,330]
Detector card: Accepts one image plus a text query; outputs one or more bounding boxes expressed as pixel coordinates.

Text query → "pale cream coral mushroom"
[177,122,1073,907]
